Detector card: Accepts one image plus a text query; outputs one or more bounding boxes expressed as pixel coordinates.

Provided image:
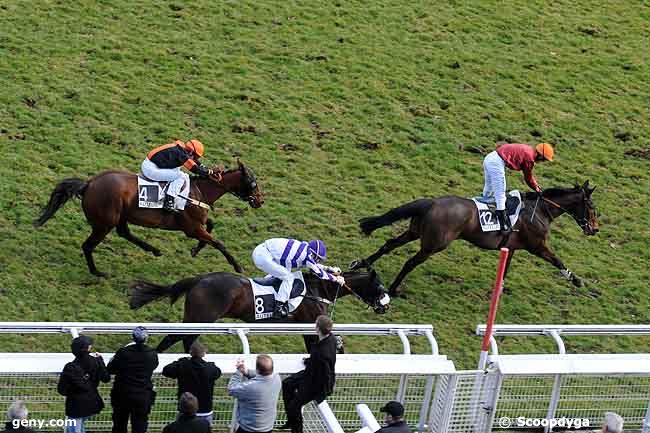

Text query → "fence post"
[543,330,565,433]
[396,330,410,403]
[643,400,650,433]
[230,329,251,433]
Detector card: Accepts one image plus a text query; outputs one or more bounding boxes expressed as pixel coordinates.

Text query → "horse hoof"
[190,248,199,257]
[234,265,244,274]
[572,277,584,288]
[93,271,109,278]
[152,250,162,257]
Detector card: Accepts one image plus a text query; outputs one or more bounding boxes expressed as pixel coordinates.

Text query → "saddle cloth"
[137,176,167,209]
[250,271,307,320]
[472,190,524,232]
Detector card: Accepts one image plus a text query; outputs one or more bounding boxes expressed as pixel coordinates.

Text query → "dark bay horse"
[351,181,598,295]
[34,160,264,277]
[129,269,389,352]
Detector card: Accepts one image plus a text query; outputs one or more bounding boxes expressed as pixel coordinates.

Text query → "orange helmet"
[536,143,554,161]
[184,139,205,157]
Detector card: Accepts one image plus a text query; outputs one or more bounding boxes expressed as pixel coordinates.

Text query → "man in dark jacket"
[376,402,410,433]
[57,336,110,433]
[107,327,159,433]
[162,341,222,424]
[281,315,337,433]
[161,393,210,433]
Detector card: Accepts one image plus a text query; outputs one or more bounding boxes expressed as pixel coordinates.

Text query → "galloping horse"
[34,160,264,277]
[129,269,389,352]
[351,181,598,295]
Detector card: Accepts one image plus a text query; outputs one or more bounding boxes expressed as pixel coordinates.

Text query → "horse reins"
[532,196,590,230]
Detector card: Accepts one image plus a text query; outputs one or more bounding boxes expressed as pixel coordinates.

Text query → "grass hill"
[1,0,650,367]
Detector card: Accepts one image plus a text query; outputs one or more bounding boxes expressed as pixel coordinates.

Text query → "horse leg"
[189,226,243,273]
[191,219,214,258]
[82,226,112,277]
[116,222,162,257]
[387,247,435,297]
[353,230,418,269]
[183,335,200,353]
[156,334,184,353]
[532,244,583,287]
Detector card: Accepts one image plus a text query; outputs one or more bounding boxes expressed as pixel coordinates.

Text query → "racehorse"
[129,269,389,352]
[34,160,264,277]
[351,181,598,296]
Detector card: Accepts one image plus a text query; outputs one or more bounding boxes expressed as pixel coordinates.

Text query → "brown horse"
[351,181,598,296]
[129,269,389,352]
[34,160,264,277]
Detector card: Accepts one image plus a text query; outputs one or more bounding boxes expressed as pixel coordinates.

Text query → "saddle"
[250,273,307,320]
[472,191,524,232]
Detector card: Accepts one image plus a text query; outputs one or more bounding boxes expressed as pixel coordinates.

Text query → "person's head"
[256,354,274,376]
[602,412,623,433]
[189,341,207,359]
[132,326,149,345]
[7,400,28,422]
[308,239,327,263]
[179,392,199,416]
[315,315,333,337]
[184,139,205,159]
[70,335,93,357]
[380,401,404,425]
[535,143,554,162]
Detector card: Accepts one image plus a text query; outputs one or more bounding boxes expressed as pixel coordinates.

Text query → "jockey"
[252,238,345,319]
[141,139,217,212]
[483,142,554,233]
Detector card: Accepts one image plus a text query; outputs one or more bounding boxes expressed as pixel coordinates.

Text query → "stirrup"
[273,302,289,319]
[163,195,178,212]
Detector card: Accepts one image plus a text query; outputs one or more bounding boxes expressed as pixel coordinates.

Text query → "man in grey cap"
[376,402,410,433]
[107,327,159,433]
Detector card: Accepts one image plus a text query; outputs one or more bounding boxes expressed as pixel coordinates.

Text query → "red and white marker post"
[478,247,509,369]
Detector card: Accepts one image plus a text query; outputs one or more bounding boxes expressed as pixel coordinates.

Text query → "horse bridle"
[213,170,258,204]
[541,196,591,232]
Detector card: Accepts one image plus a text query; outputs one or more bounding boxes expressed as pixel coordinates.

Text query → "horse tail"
[129,276,200,309]
[360,198,434,235]
[33,178,88,227]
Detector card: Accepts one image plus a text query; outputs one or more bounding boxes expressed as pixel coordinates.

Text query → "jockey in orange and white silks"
[252,238,344,318]
[482,143,554,233]
[141,139,216,211]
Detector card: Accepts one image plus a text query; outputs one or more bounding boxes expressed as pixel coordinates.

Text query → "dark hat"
[71,335,93,356]
[132,326,149,343]
[380,401,404,417]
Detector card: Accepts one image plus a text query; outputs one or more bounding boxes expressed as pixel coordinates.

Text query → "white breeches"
[482,151,507,210]
[252,244,294,303]
[141,159,190,210]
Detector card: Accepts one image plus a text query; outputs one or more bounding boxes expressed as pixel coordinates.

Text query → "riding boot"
[496,209,511,234]
[162,194,177,212]
[273,302,289,319]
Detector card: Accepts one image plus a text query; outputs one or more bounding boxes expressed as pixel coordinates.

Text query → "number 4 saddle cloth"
[472,190,523,232]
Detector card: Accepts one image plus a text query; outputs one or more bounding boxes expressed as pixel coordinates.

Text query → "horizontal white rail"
[0,322,438,355]
[476,324,650,336]
[1,322,433,335]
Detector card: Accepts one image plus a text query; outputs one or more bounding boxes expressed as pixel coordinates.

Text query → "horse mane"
[522,185,580,201]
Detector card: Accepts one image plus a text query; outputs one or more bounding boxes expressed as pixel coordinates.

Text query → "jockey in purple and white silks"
[252,238,345,319]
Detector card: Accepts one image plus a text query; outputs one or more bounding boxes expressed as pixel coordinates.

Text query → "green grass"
[1,0,650,368]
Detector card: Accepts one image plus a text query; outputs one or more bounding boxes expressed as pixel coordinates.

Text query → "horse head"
[214,159,264,208]
[575,180,599,236]
[342,267,390,314]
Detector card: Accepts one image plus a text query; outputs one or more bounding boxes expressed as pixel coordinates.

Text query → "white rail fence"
[2,323,650,432]
[476,324,650,432]
[0,322,447,433]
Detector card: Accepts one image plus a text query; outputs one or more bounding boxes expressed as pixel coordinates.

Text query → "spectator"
[602,412,623,433]
[281,315,336,433]
[228,355,281,433]
[162,341,221,424]
[2,401,34,433]
[162,393,211,433]
[107,326,159,433]
[376,402,410,433]
[57,336,110,433]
